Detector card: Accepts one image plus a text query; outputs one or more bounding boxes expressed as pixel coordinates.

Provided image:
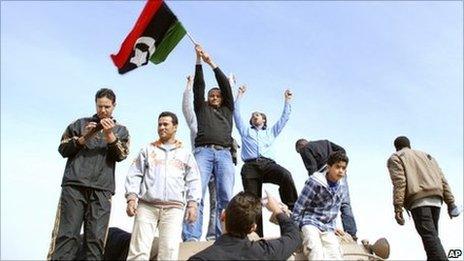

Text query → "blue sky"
[1,1,463,260]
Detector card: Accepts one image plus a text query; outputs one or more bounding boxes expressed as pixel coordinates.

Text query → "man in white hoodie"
[125,111,201,260]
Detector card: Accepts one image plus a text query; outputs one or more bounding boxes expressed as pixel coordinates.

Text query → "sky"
[1,1,463,260]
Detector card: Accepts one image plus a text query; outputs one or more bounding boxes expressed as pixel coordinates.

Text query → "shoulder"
[387,153,400,164]
[114,120,128,131]
[73,117,90,125]
[65,117,88,130]
[137,144,154,155]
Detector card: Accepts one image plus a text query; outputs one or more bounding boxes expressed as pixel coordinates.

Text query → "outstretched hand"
[263,191,284,215]
[186,75,193,90]
[237,85,247,98]
[201,51,215,67]
[284,89,293,102]
[194,44,216,68]
[195,44,204,59]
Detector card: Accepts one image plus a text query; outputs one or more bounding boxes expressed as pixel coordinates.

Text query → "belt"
[200,144,229,150]
[243,157,272,163]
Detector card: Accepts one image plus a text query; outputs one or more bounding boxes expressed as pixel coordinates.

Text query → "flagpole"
[186,31,198,46]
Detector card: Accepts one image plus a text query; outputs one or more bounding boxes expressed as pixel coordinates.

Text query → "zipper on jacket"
[164,148,168,201]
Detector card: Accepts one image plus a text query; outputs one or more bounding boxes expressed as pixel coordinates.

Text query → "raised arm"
[182,75,197,132]
[200,47,234,111]
[233,85,248,137]
[193,45,205,113]
[271,89,292,137]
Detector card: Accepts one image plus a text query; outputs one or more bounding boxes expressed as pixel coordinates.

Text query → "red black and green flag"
[111,0,186,74]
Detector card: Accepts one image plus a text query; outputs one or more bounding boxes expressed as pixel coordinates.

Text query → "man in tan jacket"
[387,136,461,260]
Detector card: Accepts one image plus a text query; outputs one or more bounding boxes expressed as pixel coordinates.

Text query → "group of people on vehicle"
[47,45,460,261]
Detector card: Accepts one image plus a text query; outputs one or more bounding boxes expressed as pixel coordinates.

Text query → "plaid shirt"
[292,168,347,232]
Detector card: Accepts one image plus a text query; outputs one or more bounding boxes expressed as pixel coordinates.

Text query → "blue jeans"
[206,176,217,240]
[182,147,235,241]
[340,175,357,239]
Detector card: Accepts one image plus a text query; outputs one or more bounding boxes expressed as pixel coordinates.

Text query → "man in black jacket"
[47,88,130,260]
[295,138,358,241]
[188,191,301,260]
[183,44,235,241]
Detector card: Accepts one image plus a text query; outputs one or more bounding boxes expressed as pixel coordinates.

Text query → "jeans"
[340,175,357,239]
[206,177,217,240]
[411,206,447,260]
[182,147,235,241]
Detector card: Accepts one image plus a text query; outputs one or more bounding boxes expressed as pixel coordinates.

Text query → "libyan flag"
[110,0,186,74]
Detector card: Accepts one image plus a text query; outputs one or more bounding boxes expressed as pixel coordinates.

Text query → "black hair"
[295,138,308,151]
[207,87,221,96]
[327,151,349,166]
[158,111,178,126]
[95,88,116,104]
[249,112,267,130]
[225,191,261,239]
[394,136,411,151]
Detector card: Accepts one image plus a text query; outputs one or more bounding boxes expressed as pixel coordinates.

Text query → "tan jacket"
[387,148,454,211]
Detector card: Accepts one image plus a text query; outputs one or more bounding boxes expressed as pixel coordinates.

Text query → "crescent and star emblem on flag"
[111,0,187,74]
[130,36,156,67]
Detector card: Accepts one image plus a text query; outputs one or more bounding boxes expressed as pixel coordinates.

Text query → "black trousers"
[48,185,112,260]
[76,227,131,260]
[241,158,298,237]
[411,206,448,261]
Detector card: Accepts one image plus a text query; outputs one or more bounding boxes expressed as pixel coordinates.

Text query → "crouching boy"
[292,151,349,260]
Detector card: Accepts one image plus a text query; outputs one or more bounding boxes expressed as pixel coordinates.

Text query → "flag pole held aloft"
[185,31,198,46]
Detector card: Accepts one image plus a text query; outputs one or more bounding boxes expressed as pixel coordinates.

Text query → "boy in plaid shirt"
[292,151,349,260]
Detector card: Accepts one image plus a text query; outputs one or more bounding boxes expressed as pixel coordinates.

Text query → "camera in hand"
[83,117,103,140]
[90,117,104,131]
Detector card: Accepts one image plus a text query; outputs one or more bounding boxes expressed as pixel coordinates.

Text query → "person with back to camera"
[387,136,461,260]
[188,191,301,260]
